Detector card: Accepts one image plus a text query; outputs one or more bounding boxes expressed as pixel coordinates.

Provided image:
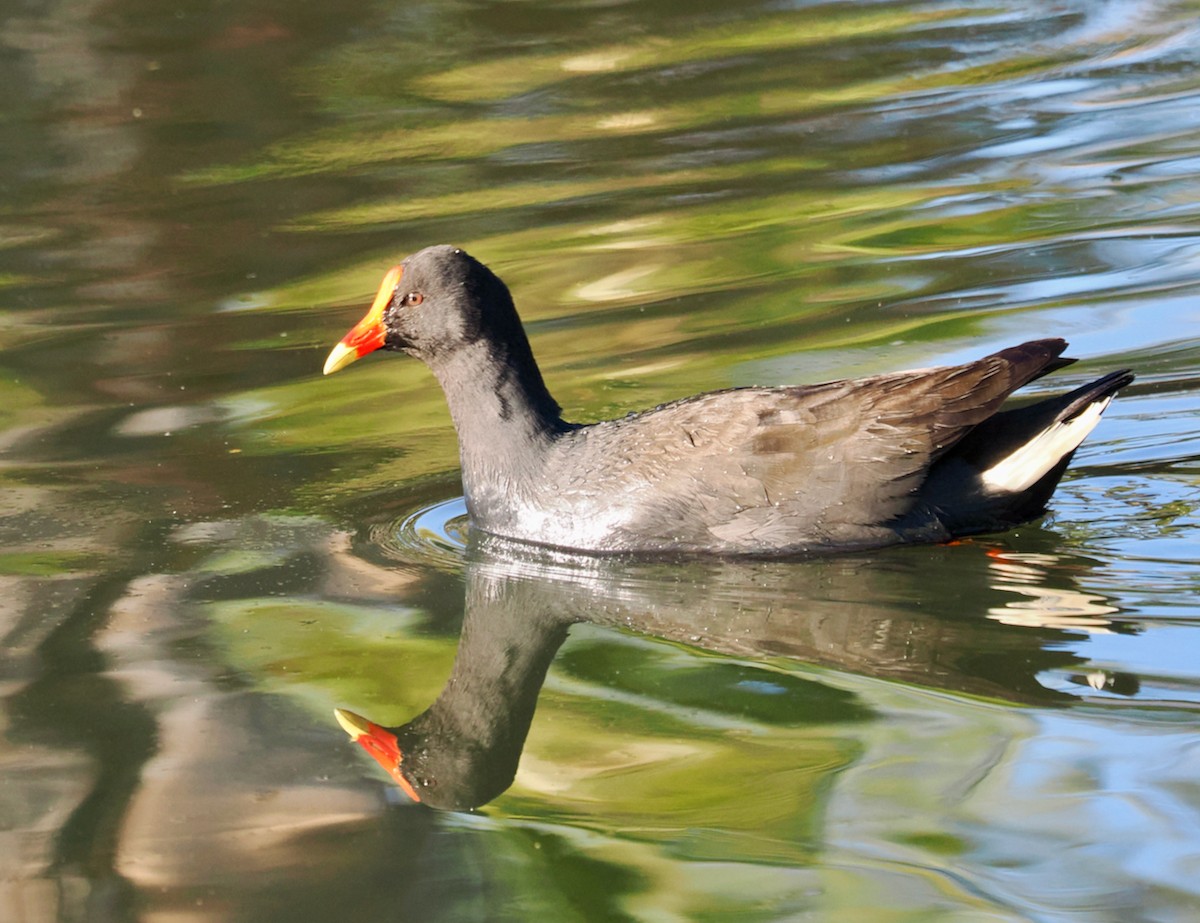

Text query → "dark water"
[2,0,1199,919]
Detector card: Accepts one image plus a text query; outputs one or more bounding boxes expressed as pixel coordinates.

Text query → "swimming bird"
[323,245,1132,555]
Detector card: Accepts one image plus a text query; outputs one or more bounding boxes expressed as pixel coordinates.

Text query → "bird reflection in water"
[334,533,1138,811]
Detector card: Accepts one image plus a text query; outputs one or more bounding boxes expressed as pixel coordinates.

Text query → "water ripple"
[370,496,470,570]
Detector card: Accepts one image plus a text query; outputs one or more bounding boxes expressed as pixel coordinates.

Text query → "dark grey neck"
[432,335,563,428]
[426,337,572,518]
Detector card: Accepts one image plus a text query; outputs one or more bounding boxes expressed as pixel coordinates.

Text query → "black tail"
[922,368,1134,535]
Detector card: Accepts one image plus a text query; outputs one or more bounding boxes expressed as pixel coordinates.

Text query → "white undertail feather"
[981,397,1112,493]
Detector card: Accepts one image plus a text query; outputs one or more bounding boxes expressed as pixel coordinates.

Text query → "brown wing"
[572,339,1069,551]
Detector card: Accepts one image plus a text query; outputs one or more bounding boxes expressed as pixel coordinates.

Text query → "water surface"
[2,1,1199,920]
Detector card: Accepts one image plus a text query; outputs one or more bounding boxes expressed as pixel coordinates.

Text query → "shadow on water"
[57,498,1180,921]
[341,522,1139,811]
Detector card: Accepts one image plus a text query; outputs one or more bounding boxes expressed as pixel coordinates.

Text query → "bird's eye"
[402,291,424,307]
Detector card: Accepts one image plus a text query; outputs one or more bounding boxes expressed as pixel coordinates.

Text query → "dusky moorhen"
[323,246,1132,555]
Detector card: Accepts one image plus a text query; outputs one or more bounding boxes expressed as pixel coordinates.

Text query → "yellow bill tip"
[323,342,359,376]
[334,708,372,739]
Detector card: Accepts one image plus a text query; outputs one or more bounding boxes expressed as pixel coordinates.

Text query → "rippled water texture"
[2,1,1199,920]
